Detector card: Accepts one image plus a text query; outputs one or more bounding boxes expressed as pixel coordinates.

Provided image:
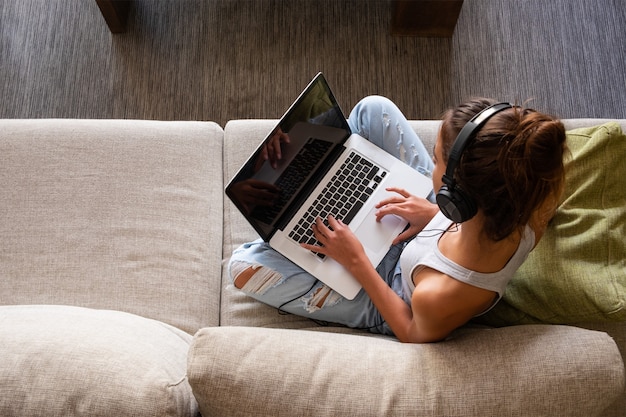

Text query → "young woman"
[229,96,567,343]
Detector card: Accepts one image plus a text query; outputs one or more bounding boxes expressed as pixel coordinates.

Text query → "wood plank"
[391,0,464,37]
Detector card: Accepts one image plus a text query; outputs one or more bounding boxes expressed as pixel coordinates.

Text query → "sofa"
[0,117,624,417]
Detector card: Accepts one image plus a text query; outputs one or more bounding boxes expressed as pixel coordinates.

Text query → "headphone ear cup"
[436,185,477,223]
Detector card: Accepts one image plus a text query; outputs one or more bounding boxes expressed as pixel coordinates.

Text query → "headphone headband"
[443,102,513,184]
[437,102,513,223]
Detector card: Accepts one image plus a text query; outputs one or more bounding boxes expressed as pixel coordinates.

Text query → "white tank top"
[399,211,535,314]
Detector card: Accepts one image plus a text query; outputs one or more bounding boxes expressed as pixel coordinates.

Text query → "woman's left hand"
[375,187,438,245]
[300,216,368,272]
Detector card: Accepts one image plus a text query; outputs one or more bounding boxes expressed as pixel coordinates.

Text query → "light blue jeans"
[228,96,435,335]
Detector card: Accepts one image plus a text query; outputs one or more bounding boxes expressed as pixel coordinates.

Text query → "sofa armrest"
[187,325,624,417]
[0,305,198,416]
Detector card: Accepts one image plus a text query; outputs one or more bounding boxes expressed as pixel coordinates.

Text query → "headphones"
[436,102,513,223]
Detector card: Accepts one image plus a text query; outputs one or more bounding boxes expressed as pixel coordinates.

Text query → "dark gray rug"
[1,0,625,126]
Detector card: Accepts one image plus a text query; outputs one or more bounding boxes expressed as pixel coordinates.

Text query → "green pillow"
[479,122,626,326]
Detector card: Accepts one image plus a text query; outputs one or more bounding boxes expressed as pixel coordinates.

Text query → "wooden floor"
[2,0,625,126]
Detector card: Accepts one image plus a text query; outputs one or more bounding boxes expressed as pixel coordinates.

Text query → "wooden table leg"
[391,0,464,37]
[95,0,131,33]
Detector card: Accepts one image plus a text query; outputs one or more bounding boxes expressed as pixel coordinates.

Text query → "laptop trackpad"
[354,206,404,253]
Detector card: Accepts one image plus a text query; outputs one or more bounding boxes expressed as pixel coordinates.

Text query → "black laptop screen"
[225,73,351,240]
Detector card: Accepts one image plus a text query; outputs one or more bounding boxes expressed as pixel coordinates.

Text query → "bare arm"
[302,216,466,343]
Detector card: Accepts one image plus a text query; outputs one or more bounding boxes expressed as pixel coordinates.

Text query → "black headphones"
[436,102,513,223]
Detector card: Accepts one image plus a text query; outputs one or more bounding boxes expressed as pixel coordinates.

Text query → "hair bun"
[455,103,567,241]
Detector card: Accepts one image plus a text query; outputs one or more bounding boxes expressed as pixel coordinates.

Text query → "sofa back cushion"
[0,119,224,334]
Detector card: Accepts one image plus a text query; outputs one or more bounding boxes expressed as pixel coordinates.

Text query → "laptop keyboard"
[288,151,386,258]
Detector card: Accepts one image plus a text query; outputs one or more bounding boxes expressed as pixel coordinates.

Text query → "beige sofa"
[0,118,624,417]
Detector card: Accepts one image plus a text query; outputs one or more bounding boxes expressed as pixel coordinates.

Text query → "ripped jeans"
[228,96,435,336]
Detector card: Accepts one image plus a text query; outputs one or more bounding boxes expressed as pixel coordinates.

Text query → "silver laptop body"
[226,73,432,299]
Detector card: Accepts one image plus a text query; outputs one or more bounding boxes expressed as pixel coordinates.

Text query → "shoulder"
[411,268,497,321]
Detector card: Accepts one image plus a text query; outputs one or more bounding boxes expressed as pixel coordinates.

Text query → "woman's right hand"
[375,187,439,245]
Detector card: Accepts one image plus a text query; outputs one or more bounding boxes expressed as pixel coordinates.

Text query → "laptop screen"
[225,73,351,240]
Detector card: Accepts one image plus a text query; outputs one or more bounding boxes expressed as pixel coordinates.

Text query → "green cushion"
[480,122,626,326]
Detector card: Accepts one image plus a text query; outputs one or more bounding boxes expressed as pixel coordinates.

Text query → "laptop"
[226,73,432,299]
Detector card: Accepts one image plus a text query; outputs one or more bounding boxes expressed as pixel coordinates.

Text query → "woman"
[229,96,567,343]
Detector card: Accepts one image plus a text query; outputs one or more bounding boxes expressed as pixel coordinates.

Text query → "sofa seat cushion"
[481,122,626,325]
[187,325,624,417]
[0,305,197,417]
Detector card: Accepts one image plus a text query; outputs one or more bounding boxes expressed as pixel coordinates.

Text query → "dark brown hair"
[440,98,567,241]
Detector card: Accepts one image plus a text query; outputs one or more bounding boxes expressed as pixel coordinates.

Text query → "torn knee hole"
[233,266,257,289]
[304,285,342,313]
[231,261,283,294]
